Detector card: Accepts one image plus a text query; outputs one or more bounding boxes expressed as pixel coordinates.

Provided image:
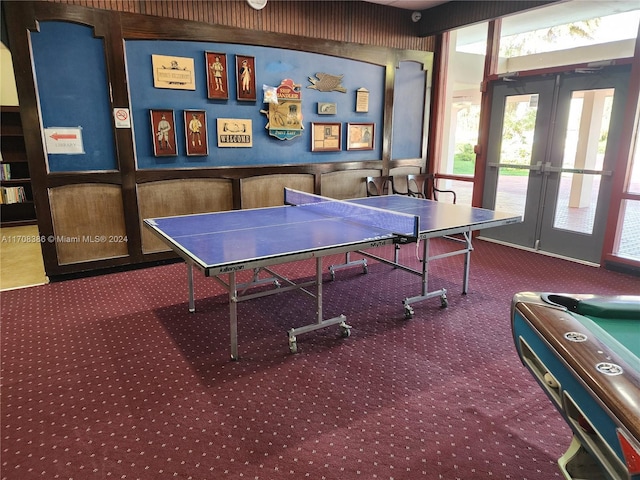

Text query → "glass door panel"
[553,173,601,234]
[617,200,640,259]
[494,94,539,219]
[551,90,612,235]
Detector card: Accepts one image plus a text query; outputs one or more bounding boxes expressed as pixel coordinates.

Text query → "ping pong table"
[144,188,520,360]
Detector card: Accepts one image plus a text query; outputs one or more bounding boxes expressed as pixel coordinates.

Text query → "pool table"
[511,292,640,480]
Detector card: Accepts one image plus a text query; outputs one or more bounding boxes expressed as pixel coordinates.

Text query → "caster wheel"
[363,265,368,274]
[340,325,352,338]
[404,305,414,320]
[330,271,336,281]
[440,295,448,308]
[288,336,298,354]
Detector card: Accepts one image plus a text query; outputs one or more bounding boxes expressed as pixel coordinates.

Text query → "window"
[498,3,640,73]
[438,23,488,205]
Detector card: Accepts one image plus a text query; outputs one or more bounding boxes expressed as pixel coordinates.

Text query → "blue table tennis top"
[145,195,520,274]
[353,195,519,236]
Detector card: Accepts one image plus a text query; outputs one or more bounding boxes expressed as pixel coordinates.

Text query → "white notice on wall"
[44,127,85,155]
[113,108,131,128]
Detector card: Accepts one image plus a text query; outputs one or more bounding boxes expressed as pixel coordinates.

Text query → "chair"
[406,173,457,204]
[366,175,395,196]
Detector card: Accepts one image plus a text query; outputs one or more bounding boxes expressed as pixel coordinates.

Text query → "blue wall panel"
[29,22,425,173]
[30,22,117,172]
[125,40,387,169]
[392,61,426,160]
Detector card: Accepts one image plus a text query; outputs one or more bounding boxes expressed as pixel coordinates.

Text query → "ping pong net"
[284,188,419,242]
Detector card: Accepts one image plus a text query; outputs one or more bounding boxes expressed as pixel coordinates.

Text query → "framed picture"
[217,118,253,148]
[236,55,256,101]
[347,122,374,151]
[205,52,228,100]
[151,54,195,90]
[150,109,177,156]
[317,102,337,115]
[311,122,342,152]
[184,110,208,156]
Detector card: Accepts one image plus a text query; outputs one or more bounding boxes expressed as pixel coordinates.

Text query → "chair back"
[406,173,457,203]
[366,176,394,196]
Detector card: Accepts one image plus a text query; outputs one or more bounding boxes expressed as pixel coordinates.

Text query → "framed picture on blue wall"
[236,55,256,101]
[347,123,374,151]
[205,52,228,100]
[311,122,341,152]
[150,109,177,156]
[184,110,208,156]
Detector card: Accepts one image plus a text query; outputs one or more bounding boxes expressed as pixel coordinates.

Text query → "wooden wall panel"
[240,174,314,209]
[137,178,234,253]
[49,184,128,265]
[320,168,381,200]
[45,0,435,51]
[389,165,422,194]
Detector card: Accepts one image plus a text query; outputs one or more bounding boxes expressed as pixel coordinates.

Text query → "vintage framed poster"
[311,123,341,152]
[236,55,256,101]
[184,110,208,156]
[151,54,195,90]
[217,119,252,147]
[205,52,228,100]
[347,122,374,151]
[150,109,177,156]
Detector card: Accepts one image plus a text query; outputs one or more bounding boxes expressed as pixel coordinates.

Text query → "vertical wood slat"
[41,0,435,51]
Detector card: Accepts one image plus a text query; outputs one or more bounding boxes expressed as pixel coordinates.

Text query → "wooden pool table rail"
[514,301,640,446]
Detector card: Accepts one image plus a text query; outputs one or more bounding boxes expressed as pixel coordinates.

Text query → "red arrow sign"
[50,133,77,141]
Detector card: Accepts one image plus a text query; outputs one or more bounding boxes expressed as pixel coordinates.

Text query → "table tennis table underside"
[152,218,513,361]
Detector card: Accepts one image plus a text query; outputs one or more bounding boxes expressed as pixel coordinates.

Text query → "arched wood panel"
[137,178,234,253]
[49,184,128,265]
[240,174,314,209]
[320,169,381,199]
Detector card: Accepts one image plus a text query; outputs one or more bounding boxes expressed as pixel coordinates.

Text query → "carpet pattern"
[1,239,638,479]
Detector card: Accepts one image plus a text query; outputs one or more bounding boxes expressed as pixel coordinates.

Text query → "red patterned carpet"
[1,239,638,480]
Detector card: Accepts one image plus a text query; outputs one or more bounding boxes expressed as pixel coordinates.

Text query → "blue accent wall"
[125,40,386,169]
[29,21,425,173]
[30,22,117,172]
[392,61,426,160]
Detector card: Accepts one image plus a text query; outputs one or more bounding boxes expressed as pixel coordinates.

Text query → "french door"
[481,67,630,264]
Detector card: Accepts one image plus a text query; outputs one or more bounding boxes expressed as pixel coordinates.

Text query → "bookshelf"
[1,106,36,227]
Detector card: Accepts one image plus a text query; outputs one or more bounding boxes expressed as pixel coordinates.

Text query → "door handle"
[487,161,543,172]
[543,164,612,176]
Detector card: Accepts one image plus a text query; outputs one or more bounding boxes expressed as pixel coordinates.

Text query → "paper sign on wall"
[113,108,131,128]
[44,127,85,154]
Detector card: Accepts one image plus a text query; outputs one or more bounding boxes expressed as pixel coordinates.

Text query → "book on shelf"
[0,163,10,180]
[0,186,27,204]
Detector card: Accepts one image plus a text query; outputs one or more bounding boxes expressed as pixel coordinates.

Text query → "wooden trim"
[472,19,501,208]
[426,32,449,177]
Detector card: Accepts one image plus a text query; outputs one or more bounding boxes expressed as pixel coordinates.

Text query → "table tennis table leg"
[462,232,471,295]
[229,271,239,361]
[187,263,195,313]
[401,238,448,318]
[328,252,367,280]
[287,257,350,354]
